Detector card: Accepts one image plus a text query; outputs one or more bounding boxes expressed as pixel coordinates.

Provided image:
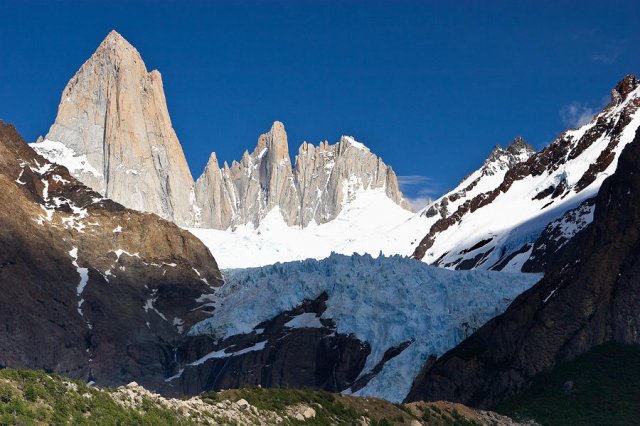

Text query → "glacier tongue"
[189,253,540,402]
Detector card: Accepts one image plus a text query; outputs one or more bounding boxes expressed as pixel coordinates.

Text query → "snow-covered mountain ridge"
[186,253,540,402]
[189,187,416,268]
[411,74,640,272]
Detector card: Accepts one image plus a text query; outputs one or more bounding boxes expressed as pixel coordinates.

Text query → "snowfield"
[189,188,428,269]
[190,253,540,402]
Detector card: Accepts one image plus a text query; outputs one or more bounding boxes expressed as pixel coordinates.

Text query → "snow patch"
[69,247,89,316]
[188,341,268,366]
[29,139,102,177]
[284,313,324,329]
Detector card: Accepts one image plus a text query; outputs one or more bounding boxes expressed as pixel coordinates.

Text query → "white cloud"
[398,175,439,210]
[559,102,595,128]
[590,40,626,64]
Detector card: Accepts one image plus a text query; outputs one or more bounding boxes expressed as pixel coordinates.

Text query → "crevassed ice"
[189,253,540,402]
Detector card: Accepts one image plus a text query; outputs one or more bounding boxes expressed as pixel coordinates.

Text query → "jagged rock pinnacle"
[194,121,412,228]
[611,74,639,104]
[41,31,196,226]
[39,36,412,230]
[506,136,535,156]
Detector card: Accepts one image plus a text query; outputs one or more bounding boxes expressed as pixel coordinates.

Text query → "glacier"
[189,253,540,402]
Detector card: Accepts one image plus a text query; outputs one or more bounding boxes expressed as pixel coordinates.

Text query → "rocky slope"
[37,31,411,231]
[411,75,640,272]
[0,368,526,426]
[0,119,221,391]
[40,30,197,226]
[405,125,640,408]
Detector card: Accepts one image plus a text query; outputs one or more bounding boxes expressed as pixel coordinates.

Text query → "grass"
[494,343,640,426]
[0,368,191,425]
[0,369,422,425]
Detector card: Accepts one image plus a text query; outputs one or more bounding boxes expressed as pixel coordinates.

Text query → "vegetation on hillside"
[495,343,640,426]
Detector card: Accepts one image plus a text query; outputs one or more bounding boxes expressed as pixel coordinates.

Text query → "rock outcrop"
[39,30,197,226]
[169,293,371,396]
[294,135,411,227]
[406,126,640,408]
[0,119,221,390]
[194,122,412,229]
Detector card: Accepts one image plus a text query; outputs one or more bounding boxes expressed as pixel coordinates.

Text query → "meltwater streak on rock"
[43,30,197,226]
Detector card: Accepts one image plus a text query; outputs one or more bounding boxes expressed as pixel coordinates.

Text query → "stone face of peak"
[294,135,411,226]
[194,122,412,229]
[255,121,288,156]
[614,74,639,98]
[39,31,196,226]
[482,137,534,177]
[506,136,535,157]
[610,74,639,105]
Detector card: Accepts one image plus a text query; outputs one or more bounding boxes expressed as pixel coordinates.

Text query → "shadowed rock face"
[165,294,372,396]
[0,120,221,391]
[406,127,640,408]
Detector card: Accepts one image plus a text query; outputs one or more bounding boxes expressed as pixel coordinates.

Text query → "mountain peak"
[41,27,195,226]
[207,152,219,167]
[255,121,289,160]
[506,136,535,156]
[481,137,534,176]
[611,74,639,104]
[105,29,125,42]
[339,135,370,152]
[97,30,137,55]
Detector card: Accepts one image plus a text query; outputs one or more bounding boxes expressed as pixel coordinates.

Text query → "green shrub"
[0,383,13,403]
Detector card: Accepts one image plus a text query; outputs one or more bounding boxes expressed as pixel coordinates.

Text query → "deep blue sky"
[1,1,638,207]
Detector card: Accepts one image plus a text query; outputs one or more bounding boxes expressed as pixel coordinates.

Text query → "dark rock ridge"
[521,197,595,273]
[423,137,535,220]
[165,293,378,396]
[0,120,221,391]
[414,75,640,273]
[406,126,640,408]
